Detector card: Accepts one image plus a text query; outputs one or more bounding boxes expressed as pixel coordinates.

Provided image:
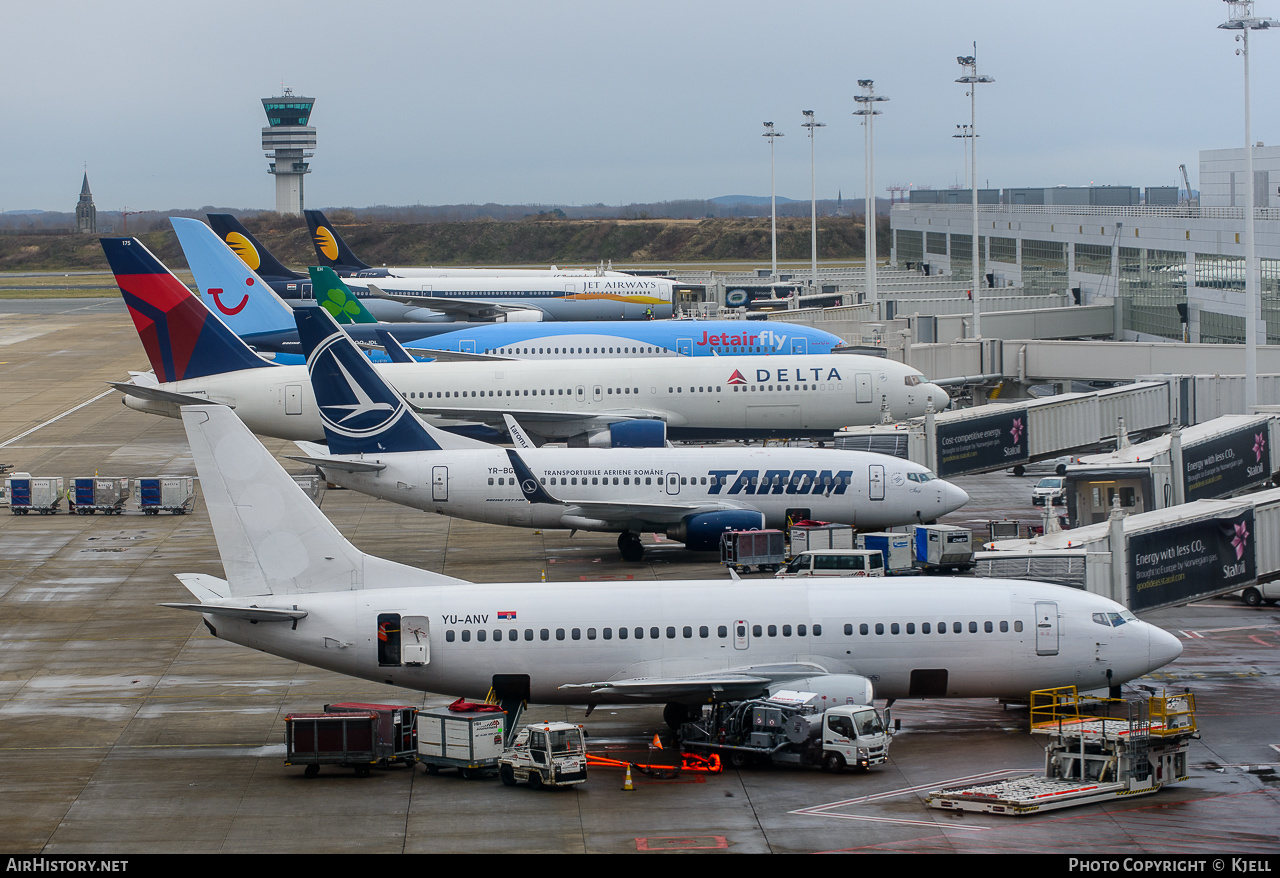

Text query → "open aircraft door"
[1034,601,1060,656]
[401,616,430,665]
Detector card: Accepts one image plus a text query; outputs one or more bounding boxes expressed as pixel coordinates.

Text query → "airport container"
[6,474,64,515]
[790,522,855,555]
[417,705,507,778]
[134,476,196,515]
[912,524,974,571]
[285,711,379,778]
[856,532,915,575]
[324,702,418,767]
[720,529,786,573]
[70,477,130,514]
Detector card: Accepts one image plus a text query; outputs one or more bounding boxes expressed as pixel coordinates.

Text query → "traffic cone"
[623,763,635,791]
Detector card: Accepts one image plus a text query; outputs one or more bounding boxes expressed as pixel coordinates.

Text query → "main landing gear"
[618,531,645,562]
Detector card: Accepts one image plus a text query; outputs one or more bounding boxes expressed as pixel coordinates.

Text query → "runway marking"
[788,768,1034,830]
[0,389,115,448]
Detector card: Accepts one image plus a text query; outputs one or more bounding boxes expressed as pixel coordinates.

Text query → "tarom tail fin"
[205,213,304,280]
[305,209,372,271]
[100,237,274,383]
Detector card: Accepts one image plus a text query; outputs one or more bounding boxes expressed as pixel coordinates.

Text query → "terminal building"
[889,146,1280,346]
[261,89,316,216]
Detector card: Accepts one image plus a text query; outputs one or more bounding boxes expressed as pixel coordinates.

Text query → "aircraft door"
[432,466,448,501]
[665,473,681,496]
[593,385,603,402]
[460,340,476,354]
[733,620,750,650]
[869,464,885,501]
[856,372,873,404]
[790,338,808,355]
[677,338,694,356]
[576,385,585,402]
[401,616,430,665]
[377,613,402,666]
[1034,601,1060,656]
[286,385,303,416]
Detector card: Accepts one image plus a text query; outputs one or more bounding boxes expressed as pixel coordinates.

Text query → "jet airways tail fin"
[100,237,275,383]
[172,217,297,338]
[294,306,491,453]
[307,266,378,324]
[205,213,304,281]
[180,405,467,596]
[305,209,372,272]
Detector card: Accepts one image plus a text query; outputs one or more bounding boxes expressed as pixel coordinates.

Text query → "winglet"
[374,329,418,364]
[502,414,538,449]
[504,449,562,505]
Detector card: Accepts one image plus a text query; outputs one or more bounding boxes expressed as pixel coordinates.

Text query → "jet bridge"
[835,382,1174,478]
[976,487,1280,611]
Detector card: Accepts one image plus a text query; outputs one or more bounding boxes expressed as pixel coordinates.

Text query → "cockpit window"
[907,472,936,482]
[904,375,922,387]
[1092,611,1136,628]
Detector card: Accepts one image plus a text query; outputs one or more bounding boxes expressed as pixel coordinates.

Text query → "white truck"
[1238,582,1280,607]
[776,549,885,578]
[499,722,588,789]
[679,690,890,772]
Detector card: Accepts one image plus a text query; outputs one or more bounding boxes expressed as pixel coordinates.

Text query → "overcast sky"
[6,0,1277,212]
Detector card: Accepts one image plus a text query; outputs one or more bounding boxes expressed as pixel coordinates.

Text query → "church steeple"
[76,171,97,234]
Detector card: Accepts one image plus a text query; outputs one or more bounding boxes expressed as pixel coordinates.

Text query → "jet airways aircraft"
[102,237,949,445]
[173,217,844,362]
[289,307,968,560]
[167,402,1183,720]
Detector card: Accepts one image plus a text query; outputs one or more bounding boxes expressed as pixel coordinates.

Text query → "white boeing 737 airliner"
[167,404,1183,723]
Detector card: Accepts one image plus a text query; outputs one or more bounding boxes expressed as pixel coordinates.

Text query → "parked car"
[1032,476,1066,507]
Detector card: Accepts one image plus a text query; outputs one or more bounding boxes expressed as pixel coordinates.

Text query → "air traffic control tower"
[261,89,315,215]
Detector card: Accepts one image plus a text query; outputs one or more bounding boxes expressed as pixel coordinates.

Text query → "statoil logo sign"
[935,409,1029,477]
[1182,424,1272,502]
[1128,510,1255,611]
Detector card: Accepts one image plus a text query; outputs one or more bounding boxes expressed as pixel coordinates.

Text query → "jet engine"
[666,510,765,552]
[568,420,667,448]
[767,674,876,707]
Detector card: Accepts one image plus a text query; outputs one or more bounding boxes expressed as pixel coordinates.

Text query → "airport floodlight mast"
[802,110,826,291]
[261,88,316,216]
[854,80,889,308]
[763,122,784,281]
[956,47,993,338]
[953,124,974,189]
[1219,0,1276,410]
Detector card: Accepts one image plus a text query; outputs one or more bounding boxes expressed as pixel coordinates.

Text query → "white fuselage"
[125,354,950,442]
[204,577,1183,704]
[314,446,968,533]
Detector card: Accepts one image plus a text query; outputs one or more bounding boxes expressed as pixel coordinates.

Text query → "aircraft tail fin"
[305,209,372,272]
[308,266,378,324]
[374,329,419,363]
[295,306,490,453]
[172,217,298,338]
[180,405,466,596]
[100,237,274,383]
[205,213,304,280]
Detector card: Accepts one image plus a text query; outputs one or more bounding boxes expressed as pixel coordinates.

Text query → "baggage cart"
[324,702,418,767]
[285,711,379,778]
[856,532,915,575]
[719,528,786,573]
[417,704,508,778]
[70,477,131,515]
[134,476,196,515]
[912,524,974,572]
[6,474,64,515]
[789,521,855,555]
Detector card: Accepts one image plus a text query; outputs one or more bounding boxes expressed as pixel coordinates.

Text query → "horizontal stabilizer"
[160,602,308,623]
[285,454,386,474]
[109,381,232,408]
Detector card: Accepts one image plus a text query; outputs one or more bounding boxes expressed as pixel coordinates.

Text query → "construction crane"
[1178,165,1194,207]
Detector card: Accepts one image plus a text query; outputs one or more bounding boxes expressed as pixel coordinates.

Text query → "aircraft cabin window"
[719,626,729,638]
[556,629,565,641]
[906,623,915,634]
[984,621,994,633]
[813,624,821,636]
[683,626,693,639]
[875,623,884,635]
[890,623,900,635]
[618,627,628,640]
[446,631,455,642]
[753,625,762,637]
[969,622,978,633]
[461,630,471,642]
[767,625,777,637]
[477,630,487,642]
[700,626,710,638]
[541,629,549,641]
[782,625,792,637]
[1000,621,1009,633]
[572,628,581,640]
[666,627,676,639]
[650,627,660,639]
[953,622,962,634]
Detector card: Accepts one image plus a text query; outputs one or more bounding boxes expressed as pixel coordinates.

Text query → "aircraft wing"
[557,662,831,701]
[369,284,540,322]
[408,403,665,428]
[353,342,511,363]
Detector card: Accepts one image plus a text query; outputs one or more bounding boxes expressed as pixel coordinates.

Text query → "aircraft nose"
[1148,624,1183,671]
[926,383,951,410]
[941,480,969,513]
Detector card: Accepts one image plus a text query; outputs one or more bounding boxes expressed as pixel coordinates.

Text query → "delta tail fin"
[205,213,304,280]
[172,217,297,338]
[180,405,466,597]
[294,306,491,454]
[305,209,372,272]
[308,266,378,324]
[100,237,274,383]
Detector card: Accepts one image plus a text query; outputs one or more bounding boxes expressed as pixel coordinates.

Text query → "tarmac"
[1,299,1278,856]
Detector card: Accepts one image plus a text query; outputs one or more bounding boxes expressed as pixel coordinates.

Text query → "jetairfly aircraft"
[289,307,968,560]
[103,237,950,445]
[167,402,1183,723]
[303,208,634,280]
[174,217,844,362]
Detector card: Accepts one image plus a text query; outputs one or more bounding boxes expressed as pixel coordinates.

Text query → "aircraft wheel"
[618,532,645,563]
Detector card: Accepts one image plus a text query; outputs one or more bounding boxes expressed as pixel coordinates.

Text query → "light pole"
[763,122,784,281]
[854,80,889,308]
[802,110,825,291]
[953,124,973,188]
[1219,0,1275,410]
[956,48,994,338]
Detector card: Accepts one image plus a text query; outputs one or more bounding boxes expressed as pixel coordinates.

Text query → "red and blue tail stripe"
[101,238,274,383]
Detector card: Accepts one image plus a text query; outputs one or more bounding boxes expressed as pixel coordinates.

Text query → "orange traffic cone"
[623,763,635,791]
